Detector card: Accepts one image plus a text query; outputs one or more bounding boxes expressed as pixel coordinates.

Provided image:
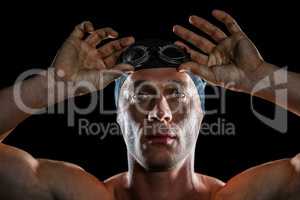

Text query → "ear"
[116,111,121,126]
[116,111,125,136]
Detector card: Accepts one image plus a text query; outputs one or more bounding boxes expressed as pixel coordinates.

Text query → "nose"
[148,95,172,123]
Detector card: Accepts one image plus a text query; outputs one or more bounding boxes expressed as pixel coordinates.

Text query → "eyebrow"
[133,80,187,88]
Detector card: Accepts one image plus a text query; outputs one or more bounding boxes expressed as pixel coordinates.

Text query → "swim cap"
[114,39,206,110]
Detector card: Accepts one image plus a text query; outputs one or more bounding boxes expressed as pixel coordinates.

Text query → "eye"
[168,89,186,98]
[133,92,157,100]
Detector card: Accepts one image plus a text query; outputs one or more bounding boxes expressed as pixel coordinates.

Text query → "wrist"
[248,61,280,98]
[37,68,74,106]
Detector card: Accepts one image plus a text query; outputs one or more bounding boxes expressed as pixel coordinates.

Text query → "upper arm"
[0,143,112,200]
[37,159,112,200]
[0,129,14,143]
[215,154,300,200]
[0,143,53,199]
[290,153,300,173]
[288,154,300,198]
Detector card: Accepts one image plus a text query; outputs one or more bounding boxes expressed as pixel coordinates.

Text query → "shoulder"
[104,172,128,189]
[0,144,52,199]
[0,143,39,177]
[198,174,226,187]
[104,172,129,199]
[195,173,226,198]
[0,143,112,200]
[0,143,84,179]
[36,159,113,199]
[214,155,300,199]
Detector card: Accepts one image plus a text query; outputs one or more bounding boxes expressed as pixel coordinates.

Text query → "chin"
[144,160,178,172]
[141,150,183,172]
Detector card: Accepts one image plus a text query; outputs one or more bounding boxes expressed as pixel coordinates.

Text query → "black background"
[0,0,299,182]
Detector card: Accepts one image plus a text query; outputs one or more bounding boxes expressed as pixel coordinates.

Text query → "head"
[115,39,206,172]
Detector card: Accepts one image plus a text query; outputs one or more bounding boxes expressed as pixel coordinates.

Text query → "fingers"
[70,21,94,39]
[111,63,134,73]
[104,64,134,81]
[82,64,133,90]
[175,41,208,65]
[98,36,135,58]
[173,25,215,54]
[212,10,243,34]
[207,38,233,67]
[178,62,217,85]
[99,37,135,68]
[189,15,227,42]
[81,50,106,70]
[85,27,119,47]
[98,64,133,88]
[103,50,124,68]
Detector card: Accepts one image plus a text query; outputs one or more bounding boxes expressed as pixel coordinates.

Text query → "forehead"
[119,67,201,107]
[127,68,191,88]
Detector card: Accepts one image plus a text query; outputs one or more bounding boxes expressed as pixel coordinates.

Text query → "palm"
[51,21,134,95]
[54,39,107,90]
[55,39,97,78]
[219,34,261,69]
[208,33,263,90]
[174,10,264,92]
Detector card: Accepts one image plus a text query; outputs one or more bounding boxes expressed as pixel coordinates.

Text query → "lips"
[145,133,177,145]
[143,123,178,144]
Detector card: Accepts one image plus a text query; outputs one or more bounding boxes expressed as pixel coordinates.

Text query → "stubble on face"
[117,68,203,171]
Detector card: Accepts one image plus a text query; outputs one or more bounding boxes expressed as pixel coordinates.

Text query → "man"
[0,9,299,200]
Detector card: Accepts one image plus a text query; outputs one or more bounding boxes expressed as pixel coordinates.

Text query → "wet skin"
[0,9,300,200]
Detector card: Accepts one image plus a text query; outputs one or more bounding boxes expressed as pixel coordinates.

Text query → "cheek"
[119,96,146,126]
[121,104,147,143]
[172,97,201,122]
[128,104,147,125]
[174,98,203,141]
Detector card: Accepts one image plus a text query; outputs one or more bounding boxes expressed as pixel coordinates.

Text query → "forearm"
[0,69,66,141]
[251,62,300,116]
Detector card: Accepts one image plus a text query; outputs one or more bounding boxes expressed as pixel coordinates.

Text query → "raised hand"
[51,21,134,95]
[173,10,265,93]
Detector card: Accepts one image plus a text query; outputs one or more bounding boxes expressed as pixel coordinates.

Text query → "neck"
[125,152,204,200]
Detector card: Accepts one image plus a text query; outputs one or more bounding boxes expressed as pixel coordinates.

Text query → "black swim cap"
[114,39,206,110]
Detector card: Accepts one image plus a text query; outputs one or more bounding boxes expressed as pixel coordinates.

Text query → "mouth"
[142,123,178,145]
[145,132,177,145]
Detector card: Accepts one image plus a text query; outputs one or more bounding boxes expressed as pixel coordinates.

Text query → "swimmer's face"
[117,68,204,171]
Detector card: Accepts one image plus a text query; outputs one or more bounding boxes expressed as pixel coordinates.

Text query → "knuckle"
[96,30,107,39]
[120,38,130,46]
[103,27,115,35]
[75,24,83,31]
[211,28,219,36]
[98,29,107,38]
[75,21,92,31]
[227,22,235,28]
[291,154,300,173]
[82,21,92,27]
[103,27,114,31]
[186,33,195,42]
[112,41,122,50]
[195,39,204,47]
[91,32,100,39]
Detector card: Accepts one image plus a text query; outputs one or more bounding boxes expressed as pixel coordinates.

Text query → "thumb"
[111,63,134,73]
[103,64,134,84]
[178,62,217,85]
